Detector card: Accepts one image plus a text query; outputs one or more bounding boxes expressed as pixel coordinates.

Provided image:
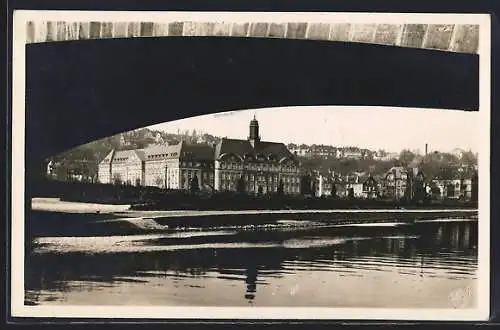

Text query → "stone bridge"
[23,19,480,170]
[26,21,479,54]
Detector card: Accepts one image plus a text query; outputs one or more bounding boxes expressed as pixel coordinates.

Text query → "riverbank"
[27,198,478,239]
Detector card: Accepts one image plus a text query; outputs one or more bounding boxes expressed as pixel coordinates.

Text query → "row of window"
[218,172,299,183]
[218,183,300,193]
[219,162,298,172]
[180,161,213,168]
[147,152,179,160]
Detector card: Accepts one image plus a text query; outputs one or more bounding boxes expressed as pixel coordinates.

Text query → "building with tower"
[213,115,301,195]
[98,115,301,195]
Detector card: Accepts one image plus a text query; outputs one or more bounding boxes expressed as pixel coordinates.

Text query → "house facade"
[362,175,379,199]
[214,116,301,195]
[97,149,145,186]
[382,166,409,200]
[98,141,214,191]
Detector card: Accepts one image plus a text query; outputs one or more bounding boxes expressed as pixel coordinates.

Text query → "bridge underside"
[25,37,479,165]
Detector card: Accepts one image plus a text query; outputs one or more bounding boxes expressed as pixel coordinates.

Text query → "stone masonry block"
[231,23,249,37]
[329,23,351,41]
[168,22,184,36]
[351,24,377,43]
[268,23,286,38]
[112,22,128,38]
[424,24,454,50]
[140,22,154,37]
[250,23,269,37]
[373,24,402,46]
[451,24,479,53]
[306,23,331,40]
[152,23,169,37]
[285,23,307,39]
[101,22,114,38]
[400,24,427,48]
[213,23,231,36]
[89,22,101,39]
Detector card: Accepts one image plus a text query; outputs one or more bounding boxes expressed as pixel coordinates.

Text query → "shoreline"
[27,198,478,239]
[32,197,477,215]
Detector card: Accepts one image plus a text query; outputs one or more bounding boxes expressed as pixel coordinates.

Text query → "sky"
[147,106,479,154]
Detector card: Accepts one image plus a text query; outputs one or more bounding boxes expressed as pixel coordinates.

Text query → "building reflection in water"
[244,265,258,302]
[25,221,478,305]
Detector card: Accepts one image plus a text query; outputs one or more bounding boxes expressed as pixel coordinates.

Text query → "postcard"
[10,10,491,321]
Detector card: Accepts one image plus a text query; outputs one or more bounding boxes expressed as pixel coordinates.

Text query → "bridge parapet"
[26,21,479,54]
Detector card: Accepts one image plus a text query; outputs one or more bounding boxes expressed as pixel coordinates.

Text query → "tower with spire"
[248,114,261,148]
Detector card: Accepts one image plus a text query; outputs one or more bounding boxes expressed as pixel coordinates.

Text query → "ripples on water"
[25,218,478,308]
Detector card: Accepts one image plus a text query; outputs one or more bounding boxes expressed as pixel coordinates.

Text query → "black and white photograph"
[10,11,491,321]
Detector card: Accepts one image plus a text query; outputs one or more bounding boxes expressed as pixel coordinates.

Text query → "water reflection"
[25,220,478,307]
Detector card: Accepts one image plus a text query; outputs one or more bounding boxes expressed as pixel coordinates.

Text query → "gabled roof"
[384,166,408,179]
[134,149,146,161]
[363,175,378,185]
[99,149,115,164]
[215,138,296,162]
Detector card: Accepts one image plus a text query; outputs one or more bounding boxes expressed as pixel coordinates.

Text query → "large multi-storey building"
[98,149,146,186]
[214,116,301,195]
[98,141,214,190]
[98,116,301,195]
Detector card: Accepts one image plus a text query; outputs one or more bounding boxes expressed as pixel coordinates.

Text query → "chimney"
[425,144,428,156]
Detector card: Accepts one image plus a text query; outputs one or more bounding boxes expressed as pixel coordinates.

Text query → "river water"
[25,216,478,308]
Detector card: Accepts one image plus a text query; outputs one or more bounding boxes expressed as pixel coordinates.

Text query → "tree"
[154,176,163,187]
[190,175,200,194]
[348,188,354,199]
[300,174,312,195]
[399,149,416,167]
[277,178,284,196]
[461,150,477,167]
[331,183,337,198]
[236,176,246,194]
[113,173,122,185]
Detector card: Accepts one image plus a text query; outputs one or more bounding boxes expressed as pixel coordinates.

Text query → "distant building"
[98,149,145,186]
[314,173,335,197]
[144,142,214,190]
[345,175,364,198]
[288,144,311,158]
[382,166,409,200]
[154,132,164,144]
[362,175,378,199]
[342,149,363,160]
[214,116,300,195]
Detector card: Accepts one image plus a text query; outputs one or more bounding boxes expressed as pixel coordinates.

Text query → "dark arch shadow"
[25,36,478,164]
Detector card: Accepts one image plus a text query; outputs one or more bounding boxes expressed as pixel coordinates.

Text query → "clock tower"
[248,114,260,148]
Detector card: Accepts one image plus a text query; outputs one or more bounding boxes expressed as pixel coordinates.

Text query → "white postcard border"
[10,10,491,321]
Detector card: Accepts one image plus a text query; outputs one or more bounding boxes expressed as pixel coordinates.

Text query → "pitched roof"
[181,143,214,161]
[112,149,144,163]
[215,138,296,162]
[134,149,146,161]
[99,149,115,164]
[144,141,214,161]
[144,143,183,160]
[384,166,408,179]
